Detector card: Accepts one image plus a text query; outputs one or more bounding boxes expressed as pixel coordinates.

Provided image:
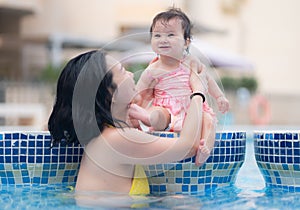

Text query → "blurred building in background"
[0,0,299,128]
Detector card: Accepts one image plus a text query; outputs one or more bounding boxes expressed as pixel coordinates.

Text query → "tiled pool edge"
[254,130,300,191]
[0,131,246,194]
[145,131,246,194]
[0,131,83,185]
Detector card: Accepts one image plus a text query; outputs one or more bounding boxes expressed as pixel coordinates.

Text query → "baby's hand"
[217,95,230,113]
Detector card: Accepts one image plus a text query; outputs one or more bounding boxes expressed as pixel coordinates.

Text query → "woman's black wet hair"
[150,7,192,41]
[48,50,124,146]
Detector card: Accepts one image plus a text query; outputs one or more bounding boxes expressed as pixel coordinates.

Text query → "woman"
[48,50,206,195]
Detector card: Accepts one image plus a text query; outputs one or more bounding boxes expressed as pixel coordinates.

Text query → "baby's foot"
[195,140,212,167]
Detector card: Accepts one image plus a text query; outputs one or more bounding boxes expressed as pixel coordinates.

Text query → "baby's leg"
[148,106,171,131]
[128,104,170,131]
[195,112,216,166]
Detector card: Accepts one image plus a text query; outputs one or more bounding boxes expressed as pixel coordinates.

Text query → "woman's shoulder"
[99,127,172,153]
[100,127,150,140]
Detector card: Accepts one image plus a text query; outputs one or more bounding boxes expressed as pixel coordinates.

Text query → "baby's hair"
[150,7,193,41]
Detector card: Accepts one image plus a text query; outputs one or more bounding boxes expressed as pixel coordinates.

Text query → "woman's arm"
[104,61,206,165]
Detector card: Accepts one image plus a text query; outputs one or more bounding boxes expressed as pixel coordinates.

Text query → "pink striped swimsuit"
[149,63,216,131]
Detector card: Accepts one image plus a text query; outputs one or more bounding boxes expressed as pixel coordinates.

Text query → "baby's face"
[151,18,188,60]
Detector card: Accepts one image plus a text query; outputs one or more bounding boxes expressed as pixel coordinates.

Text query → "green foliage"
[125,63,148,82]
[220,76,258,92]
[39,62,148,84]
[219,76,240,91]
[39,63,64,83]
[240,77,258,92]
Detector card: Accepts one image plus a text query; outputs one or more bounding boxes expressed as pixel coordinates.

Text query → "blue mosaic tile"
[0,132,83,185]
[12,133,19,140]
[254,131,300,191]
[254,131,300,164]
[146,131,246,194]
[294,133,298,140]
[0,130,246,192]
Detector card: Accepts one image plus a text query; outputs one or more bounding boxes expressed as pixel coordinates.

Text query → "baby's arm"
[136,66,156,108]
[184,54,204,74]
[185,54,229,113]
[206,73,229,113]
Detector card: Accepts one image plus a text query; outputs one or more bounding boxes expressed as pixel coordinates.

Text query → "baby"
[130,8,229,166]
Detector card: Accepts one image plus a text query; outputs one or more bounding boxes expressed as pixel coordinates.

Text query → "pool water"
[2,139,300,209]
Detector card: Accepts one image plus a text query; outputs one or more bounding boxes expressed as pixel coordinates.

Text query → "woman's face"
[106,56,139,121]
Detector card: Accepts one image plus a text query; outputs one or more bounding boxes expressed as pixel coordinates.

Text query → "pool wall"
[145,131,246,194]
[0,131,246,194]
[0,132,83,185]
[254,130,300,191]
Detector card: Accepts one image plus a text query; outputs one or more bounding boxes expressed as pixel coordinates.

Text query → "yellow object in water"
[129,165,150,195]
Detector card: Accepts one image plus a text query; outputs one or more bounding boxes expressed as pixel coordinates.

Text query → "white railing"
[0,103,47,129]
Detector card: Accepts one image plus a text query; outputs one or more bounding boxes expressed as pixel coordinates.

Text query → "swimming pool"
[1,128,300,209]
